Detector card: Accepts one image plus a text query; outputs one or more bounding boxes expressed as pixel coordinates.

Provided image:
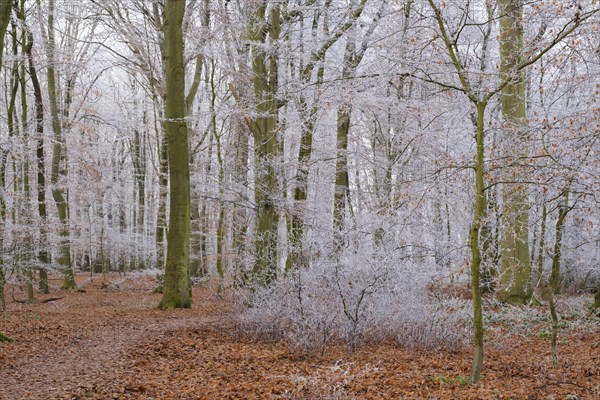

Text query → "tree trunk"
[550,189,569,295]
[480,189,497,293]
[248,2,281,285]
[189,188,203,277]
[16,9,35,304]
[132,126,146,269]
[536,204,547,291]
[27,35,50,293]
[0,268,5,310]
[286,12,327,272]
[195,130,214,277]
[593,288,600,310]
[333,106,351,241]
[45,0,76,289]
[0,0,11,69]
[546,190,569,367]
[0,0,12,309]
[231,118,249,283]
[158,0,192,309]
[333,33,360,245]
[469,102,487,384]
[209,60,226,280]
[498,0,531,304]
[156,136,168,270]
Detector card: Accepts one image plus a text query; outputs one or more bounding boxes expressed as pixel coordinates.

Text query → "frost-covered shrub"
[557,256,600,294]
[240,236,470,353]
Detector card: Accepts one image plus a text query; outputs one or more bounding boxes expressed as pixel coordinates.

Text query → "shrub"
[240,239,470,353]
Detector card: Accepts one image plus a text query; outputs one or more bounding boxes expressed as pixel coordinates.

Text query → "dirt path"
[0,274,230,400]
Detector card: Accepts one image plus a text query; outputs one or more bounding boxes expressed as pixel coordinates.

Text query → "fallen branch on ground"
[11,292,64,304]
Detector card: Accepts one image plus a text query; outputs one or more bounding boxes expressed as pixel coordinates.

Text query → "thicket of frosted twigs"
[240,226,471,353]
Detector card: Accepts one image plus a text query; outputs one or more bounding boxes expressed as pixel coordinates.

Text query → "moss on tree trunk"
[158,0,192,309]
[248,3,281,285]
[498,0,531,305]
[45,0,76,290]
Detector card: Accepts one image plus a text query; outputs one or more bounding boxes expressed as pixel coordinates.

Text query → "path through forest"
[1,273,598,399]
[0,274,230,399]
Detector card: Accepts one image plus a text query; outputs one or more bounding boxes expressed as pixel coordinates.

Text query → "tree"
[43,0,76,289]
[333,0,378,243]
[425,0,597,383]
[90,0,204,274]
[0,0,11,68]
[245,1,282,285]
[0,0,13,311]
[498,0,531,304]
[546,186,570,366]
[158,0,192,309]
[593,288,600,310]
[287,0,370,269]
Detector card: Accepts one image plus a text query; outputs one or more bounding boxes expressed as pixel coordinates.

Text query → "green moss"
[500,293,532,305]
[158,292,192,310]
[0,332,14,342]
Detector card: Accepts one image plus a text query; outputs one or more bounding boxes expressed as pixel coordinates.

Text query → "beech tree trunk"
[132,127,146,269]
[332,0,373,244]
[0,0,11,308]
[14,5,36,304]
[0,0,11,69]
[45,0,76,289]
[21,6,50,296]
[248,2,281,285]
[498,0,531,304]
[156,137,168,270]
[158,0,192,309]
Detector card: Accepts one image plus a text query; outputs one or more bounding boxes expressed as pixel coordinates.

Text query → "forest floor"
[0,273,598,400]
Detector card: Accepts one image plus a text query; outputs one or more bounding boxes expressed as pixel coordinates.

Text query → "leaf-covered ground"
[0,273,598,399]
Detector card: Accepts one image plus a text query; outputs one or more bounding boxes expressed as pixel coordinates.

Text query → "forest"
[0,0,599,398]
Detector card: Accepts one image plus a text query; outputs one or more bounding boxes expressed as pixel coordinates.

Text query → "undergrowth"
[239,235,470,353]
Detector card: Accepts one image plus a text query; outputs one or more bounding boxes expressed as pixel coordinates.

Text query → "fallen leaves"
[0,273,598,399]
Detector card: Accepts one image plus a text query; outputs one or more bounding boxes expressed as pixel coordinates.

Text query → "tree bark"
[248,2,281,285]
[231,118,249,283]
[536,204,547,291]
[546,189,569,367]
[593,288,600,310]
[469,102,487,384]
[22,10,51,295]
[45,0,76,289]
[0,0,11,308]
[158,0,192,309]
[550,189,569,294]
[498,0,531,304]
[13,5,36,304]
[132,127,146,269]
[331,0,375,244]
[156,137,168,270]
[0,0,12,69]
[333,27,361,246]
